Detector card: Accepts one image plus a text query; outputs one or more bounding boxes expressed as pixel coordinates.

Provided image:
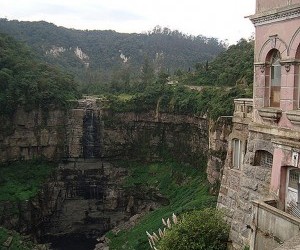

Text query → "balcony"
[233,98,253,125]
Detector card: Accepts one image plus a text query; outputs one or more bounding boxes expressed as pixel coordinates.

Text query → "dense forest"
[0,33,80,116]
[0,19,226,86]
[181,38,254,86]
[0,22,254,119]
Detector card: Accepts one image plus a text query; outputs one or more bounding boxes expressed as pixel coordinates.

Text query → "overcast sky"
[1,0,255,44]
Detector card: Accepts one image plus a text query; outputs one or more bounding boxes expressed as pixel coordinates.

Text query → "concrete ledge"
[249,122,300,140]
[286,110,300,125]
[253,200,300,225]
[258,108,282,123]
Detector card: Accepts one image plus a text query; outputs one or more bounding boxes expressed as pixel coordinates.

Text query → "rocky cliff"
[206,117,232,187]
[0,98,210,168]
[0,97,231,249]
[0,97,233,187]
[0,108,67,163]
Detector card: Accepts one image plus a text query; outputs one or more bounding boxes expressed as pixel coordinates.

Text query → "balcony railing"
[252,200,300,250]
[233,98,253,124]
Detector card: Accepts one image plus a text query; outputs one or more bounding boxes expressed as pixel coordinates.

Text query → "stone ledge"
[249,122,300,139]
[248,4,300,26]
[253,200,300,225]
[258,107,282,123]
[286,110,300,125]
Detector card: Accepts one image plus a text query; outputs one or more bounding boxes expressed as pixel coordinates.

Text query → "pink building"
[218,1,300,249]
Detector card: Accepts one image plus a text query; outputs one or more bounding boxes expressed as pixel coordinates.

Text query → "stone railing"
[252,200,300,250]
[233,98,253,124]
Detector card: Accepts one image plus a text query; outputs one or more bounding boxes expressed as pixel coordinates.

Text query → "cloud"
[0,0,255,44]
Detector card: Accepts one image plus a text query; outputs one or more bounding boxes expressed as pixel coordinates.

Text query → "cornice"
[248,4,300,26]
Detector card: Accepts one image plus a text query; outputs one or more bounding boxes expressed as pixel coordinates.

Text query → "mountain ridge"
[0,18,225,84]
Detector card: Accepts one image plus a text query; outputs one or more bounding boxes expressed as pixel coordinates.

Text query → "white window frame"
[232,139,242,169]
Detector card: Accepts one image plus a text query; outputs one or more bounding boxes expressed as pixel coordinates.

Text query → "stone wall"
[218,129,273,249]
[252,200,300,250]
[217,99,266,249]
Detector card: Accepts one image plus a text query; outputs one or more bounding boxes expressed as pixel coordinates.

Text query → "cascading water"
[83,109,100,159]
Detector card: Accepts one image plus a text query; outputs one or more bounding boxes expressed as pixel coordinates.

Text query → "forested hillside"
[0,33,79,116]
[0,19,225,86]
[181,38,254,86]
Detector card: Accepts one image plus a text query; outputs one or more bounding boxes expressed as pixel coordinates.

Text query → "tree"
[0,33,80,116]
[140,56,155,90]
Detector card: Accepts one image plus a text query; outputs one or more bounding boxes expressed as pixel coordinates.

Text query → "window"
[287,169,300,215]
[232,139,242,169]
[254,150,273,168]
[270,50,281,107]
[289,170,300,190]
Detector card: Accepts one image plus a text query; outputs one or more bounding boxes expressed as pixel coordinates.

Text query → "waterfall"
[83,109,100,158]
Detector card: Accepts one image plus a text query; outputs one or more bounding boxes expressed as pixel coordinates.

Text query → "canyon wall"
[0,98,232,248]
[0,108,67,163]
[0,98,212,168]
[0,98,233,186]
[0,98,234,198]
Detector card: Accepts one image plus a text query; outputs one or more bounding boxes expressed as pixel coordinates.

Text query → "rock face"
[0,171,64,239]
[0,98,209,168]
[0,108,67,163]
[206,117,232,186]
[100,111,209,166]
[0,159,167,249]
[0,97,228,249]
[42,159,163,249]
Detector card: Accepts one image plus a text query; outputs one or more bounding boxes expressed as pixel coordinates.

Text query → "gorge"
[0,96,230,249]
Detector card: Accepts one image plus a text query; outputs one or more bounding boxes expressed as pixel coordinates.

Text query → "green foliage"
[0,19,225,88]
[0,160,56,201]
[0,227,38,250]
[182,38,254,86]
[0,33,80,116]
[106,84,252,120]
[107,161,216,250]
[158,208,229,250]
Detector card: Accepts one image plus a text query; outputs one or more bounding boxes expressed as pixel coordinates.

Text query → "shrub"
[157,208,229,250]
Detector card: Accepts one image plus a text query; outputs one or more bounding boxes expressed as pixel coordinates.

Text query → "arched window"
[270,50,281,107]
[254,150,273,167]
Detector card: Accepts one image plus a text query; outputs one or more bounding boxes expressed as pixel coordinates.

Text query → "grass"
[0,227,37,250]
[0,160,57,202]
[107,161,216,250]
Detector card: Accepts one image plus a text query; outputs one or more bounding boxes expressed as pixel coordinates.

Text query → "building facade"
[217,0,300,249]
